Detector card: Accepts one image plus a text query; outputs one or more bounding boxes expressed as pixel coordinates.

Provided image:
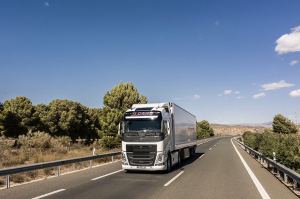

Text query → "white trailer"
[120,102,197,172]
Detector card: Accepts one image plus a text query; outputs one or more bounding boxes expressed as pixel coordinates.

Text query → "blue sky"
[1,0,300,124]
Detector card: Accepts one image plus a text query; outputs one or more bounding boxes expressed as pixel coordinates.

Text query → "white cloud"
[192,94,201,100]
[290,89,300,97]
[174,94,200,101]
[290,60,299,66]
[44,1,50,7]
[253,92,266,99]
[261,80,294,91]
[275,26,300,54]
[223,90,233,95]
[219,89,241,96]
[236,96,244,100]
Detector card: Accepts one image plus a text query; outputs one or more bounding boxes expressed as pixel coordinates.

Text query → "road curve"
[0,137,297,199]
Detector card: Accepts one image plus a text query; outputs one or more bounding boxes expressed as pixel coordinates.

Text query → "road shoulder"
[233,140,298,199]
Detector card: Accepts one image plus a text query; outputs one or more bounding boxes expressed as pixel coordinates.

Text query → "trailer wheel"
[190,146,196,157]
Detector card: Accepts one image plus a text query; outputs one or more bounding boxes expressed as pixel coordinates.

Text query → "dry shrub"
[0,132,115,185]
[11,174,26,183]
[43,168,55,176]
[0,177,5,186]
[18,132,52,149]
[26,171,38,179]
[1,149,29,168]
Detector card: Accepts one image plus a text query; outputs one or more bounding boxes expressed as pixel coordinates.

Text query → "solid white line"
[91,169,123,181]
[164,171,184,187]
[231,139,270,199]
[32,189,66,199]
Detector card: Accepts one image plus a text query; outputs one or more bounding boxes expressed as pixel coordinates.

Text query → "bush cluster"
[17,131,71,150]
[99,135,121,149]
[0,82,147,149]
[243,131,300,173]
[196,120,214,139]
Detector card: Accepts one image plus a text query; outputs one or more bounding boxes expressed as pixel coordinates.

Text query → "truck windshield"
[124,119,161,132]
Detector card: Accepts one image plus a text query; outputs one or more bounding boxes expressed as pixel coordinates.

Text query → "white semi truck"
[119,102,197,172]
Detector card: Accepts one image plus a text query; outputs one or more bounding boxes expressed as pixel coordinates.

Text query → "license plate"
[137,166,147,169]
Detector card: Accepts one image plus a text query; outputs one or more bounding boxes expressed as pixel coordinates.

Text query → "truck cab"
[120,102,196,172]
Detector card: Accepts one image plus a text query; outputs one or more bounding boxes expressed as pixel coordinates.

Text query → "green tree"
[103,82,147,111]
[101,82,147,136]
[273,114,298,134]
[0,97,38,137]
[32,104,49,132]
[87,108,102,137]
[196,120,214,139]
[40,99,98,141]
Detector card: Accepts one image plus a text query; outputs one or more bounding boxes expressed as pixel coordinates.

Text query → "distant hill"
[211,123,268,136]
[211,123,300,136]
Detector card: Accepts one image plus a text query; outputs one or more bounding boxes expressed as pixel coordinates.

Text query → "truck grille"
[126,145,157,166]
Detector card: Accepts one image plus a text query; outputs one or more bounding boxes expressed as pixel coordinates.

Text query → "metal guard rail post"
[0,151,121,189]
[234,138,300,193]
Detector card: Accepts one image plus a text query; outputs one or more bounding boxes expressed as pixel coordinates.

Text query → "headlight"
[122,152,128,165]
[155,152,164,164]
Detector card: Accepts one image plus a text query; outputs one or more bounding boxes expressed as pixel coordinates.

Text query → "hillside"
[211,124,268,136]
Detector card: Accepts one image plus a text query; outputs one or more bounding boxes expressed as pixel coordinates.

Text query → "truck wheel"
[166,154,172,173]
[178,152,182,166]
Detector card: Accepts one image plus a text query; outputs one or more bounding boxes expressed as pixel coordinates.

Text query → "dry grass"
[0,133,120,188]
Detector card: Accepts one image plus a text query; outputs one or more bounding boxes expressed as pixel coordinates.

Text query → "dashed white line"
[164,171,184,187]
[91,169,123,181]
[231,138,270,199]
[32,189,66,199]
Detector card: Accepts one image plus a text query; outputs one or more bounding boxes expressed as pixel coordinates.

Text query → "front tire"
[178,151,182,166]
[166,154,172,173]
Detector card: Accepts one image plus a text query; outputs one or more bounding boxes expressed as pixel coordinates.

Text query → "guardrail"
[0,151,121,189]
[234,138,300,194]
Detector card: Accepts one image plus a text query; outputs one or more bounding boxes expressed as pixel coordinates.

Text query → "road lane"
[0,160,122,199]
[45,139,221,199]
[151,137,262,199]
[231,138,270,199]
[233,140,298,199]
[1,137,297,199]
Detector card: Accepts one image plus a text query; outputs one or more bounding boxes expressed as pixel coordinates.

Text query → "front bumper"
[122,164,166,171]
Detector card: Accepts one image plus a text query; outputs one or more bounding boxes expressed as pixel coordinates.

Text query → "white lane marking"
[32,189,66,199]
[231,139,270,199]
[91,169,123,181]
[209,147,212,150]
[164,171,184,187]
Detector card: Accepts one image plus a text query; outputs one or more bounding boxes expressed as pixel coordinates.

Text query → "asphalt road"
[0,137,298,199]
